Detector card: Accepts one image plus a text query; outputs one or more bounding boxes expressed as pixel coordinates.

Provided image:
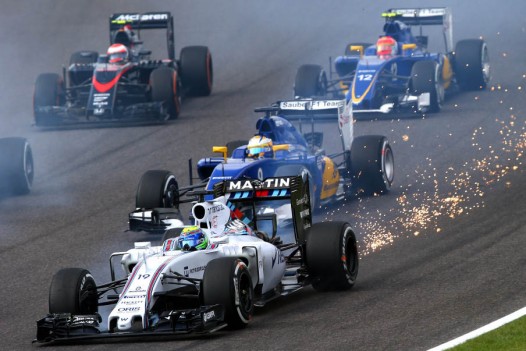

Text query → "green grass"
[448,315,526,351]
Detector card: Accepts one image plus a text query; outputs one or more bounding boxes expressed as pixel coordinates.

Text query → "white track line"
[427,306,526,351]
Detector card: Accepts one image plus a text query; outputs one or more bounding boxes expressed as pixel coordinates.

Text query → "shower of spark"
[324,84,526,256]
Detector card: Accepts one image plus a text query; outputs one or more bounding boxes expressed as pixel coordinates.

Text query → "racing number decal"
[356,74,373,81]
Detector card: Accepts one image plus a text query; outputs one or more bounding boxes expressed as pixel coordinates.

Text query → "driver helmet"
[247,135,273,158]
[177,226,208,251]
[376,36,397,58]
[107,43,129,64]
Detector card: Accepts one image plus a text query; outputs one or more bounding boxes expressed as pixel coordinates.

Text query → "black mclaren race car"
[0,137,33,196]
[33,12,213,127]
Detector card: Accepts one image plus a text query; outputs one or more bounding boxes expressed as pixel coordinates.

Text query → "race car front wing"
[35,304,225,343]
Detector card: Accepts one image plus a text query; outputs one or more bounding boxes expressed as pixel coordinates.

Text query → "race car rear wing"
[383,7,453,52]
[109,12,175,60]
[255,99,353,152]
[213,176,312,245]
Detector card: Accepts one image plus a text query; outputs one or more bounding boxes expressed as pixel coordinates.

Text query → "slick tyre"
[136,170,179,209]
[411,60,443,113]
[49,268,98,314]
[350,135,394,196]
[150,67,180,120]
[34,73,64,126]
[180,46,213,97]
[454,39,490,91]
[294,64,328,98]
[0,137,34,196]
[202,257,254,329]
[306,222,359,291]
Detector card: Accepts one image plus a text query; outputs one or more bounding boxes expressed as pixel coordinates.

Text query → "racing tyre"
[306,222,359,291]
[34,73,64,126]
[202,257,254,329]
[344,42,372,56]
[411,60,443,113]
[454,39,490,91]
[294,64,328,98]
[350,135,394,196]
[69,50,99,65]
[226,140,248,157]
[150,67,180,120]
[0,137,34,195]
[180,46,213,97]
[136,170,179,209]
[49,268,98,314]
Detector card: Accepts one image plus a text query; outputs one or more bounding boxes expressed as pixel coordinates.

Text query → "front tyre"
[150,67,180,120]
[0,137,34,195]
[49,268,98,314]
[202,257,254,329]
[294,64,327,98]
[306,222,359,291]
[135,170,179,209]
[350,135,394,196]
[34,73,64,126]
[411,60,443,113]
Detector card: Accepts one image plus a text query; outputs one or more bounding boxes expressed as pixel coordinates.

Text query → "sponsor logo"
[271,249,285,268]
[296,194,309,206]
[113,13,169,22]
[228,178,290,191]
[118,307,141,313]
[184,265,206,277]
[300,208,310,218]
[208,204,223,214]
[203,311,216,322]
[122,294,146,299]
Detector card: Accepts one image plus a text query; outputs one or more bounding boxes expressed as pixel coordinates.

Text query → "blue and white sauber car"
[294,7,490,115]
[36,176,359,343]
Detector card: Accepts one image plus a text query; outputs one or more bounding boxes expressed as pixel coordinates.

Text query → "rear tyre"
[34,73,64,126]
[411,60,443,113]
[179,46,213,97]
[294,64,327,98]
[0,137,34,195]
[150,67,180,120]
[136,170,179,209]
[202,257,254,329]
[306,222,359,291]
[49,268,98,314]
[350,135,394,196]
[454,39,490,91]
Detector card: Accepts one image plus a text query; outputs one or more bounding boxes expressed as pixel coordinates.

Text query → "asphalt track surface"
[0,1,525,350]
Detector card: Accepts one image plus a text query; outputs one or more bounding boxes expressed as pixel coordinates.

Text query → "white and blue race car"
[36,176,359,343]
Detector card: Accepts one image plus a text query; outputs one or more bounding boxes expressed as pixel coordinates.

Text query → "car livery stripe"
[120,261,144,297]
[144,256,177,328]
[351,71,380,105]
[92,65,132,93]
